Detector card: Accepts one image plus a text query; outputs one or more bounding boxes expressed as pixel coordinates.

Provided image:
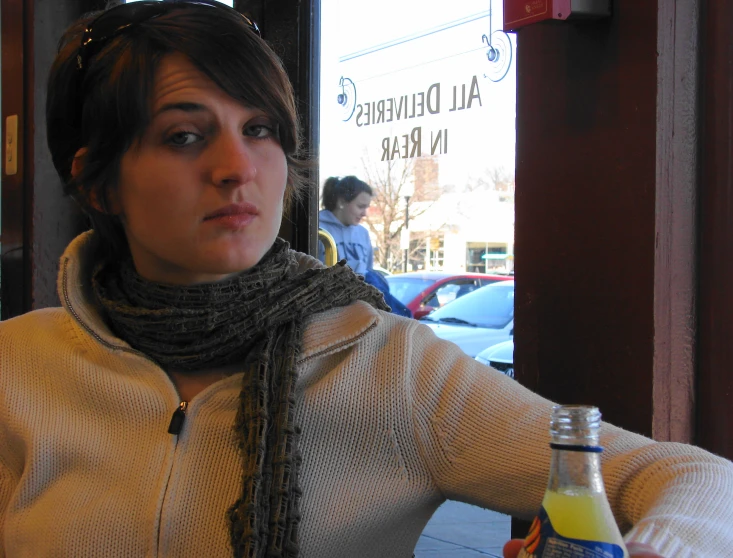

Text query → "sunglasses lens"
[94,2,165,37]
[79,1,260,71]
[79,2,164,68]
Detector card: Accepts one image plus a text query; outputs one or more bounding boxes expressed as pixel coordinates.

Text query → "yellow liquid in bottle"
[542,489,627,554]
[519,489,629,558]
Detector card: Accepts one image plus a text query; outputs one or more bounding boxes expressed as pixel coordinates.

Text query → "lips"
[204,202,259,221]
[203,203,259,229]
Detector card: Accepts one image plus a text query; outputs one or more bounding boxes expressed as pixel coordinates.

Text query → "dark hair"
[321,176,372,211]
[46,4,307,259]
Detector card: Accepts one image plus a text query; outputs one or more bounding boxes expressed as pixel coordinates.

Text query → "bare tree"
[360,155,442,271]
[465,166,515,202]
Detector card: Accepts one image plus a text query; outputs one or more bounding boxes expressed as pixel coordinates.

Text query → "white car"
[372,264,392,277]
[475,339,514,378]
[421,281,514,358]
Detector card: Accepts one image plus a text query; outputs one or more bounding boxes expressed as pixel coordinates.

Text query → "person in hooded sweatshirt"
[318,175,374,274]
[318,176,412,317]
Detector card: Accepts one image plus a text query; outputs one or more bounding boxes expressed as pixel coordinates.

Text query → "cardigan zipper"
[64,257,192,436]
[156,405,186,557]
[167,401,189,435]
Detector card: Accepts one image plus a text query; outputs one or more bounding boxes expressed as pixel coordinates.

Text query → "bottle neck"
[548,405,605,495]
[547,447,605,494]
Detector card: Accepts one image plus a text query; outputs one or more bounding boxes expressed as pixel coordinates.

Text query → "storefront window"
[467,242,511,273]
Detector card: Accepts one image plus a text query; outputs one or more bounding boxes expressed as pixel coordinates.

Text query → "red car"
[386,271,513,319]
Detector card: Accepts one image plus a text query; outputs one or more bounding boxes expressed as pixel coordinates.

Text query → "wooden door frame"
[238,0,321,256]
[696,0,733,460]
[0,0,31,319]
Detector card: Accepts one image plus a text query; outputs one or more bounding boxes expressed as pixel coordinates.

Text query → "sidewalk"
[415,501,511,557]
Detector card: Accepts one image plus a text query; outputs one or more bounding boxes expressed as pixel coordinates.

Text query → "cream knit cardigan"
[1,232,732,558]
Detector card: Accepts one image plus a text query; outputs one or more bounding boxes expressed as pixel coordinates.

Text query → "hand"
[503,539,663,558]
[502,539,524,557]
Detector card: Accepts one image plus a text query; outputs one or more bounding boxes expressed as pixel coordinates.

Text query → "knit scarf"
[91,238,389,558]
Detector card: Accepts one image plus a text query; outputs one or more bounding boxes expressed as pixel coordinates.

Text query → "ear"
[71,147,120,215]
[70,147,87,180]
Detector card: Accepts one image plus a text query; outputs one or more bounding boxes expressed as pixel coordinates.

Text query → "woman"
[318,175,411,318]
[318,175,374,275]
[0,2,731,557]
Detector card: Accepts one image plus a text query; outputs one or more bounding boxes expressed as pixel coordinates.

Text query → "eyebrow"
[153,102,208,117]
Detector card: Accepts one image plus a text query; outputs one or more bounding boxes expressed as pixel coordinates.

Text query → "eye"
[166,130,202,147]
[244,119,279,139]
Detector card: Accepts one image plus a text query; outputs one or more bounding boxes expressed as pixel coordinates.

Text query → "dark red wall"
[514,2,658,436]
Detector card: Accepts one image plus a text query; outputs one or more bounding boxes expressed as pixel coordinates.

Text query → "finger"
[626,541,663,557]
[503,538,525,558]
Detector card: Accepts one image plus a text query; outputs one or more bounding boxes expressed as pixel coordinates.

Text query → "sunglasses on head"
[76,0,261,73]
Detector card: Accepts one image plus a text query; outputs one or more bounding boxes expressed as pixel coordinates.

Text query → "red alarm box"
[503,0,611,32]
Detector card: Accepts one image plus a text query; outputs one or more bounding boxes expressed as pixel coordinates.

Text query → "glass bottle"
[518,405,629,558]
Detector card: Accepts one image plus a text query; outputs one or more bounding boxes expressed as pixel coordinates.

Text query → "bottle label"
[518,506,625,558]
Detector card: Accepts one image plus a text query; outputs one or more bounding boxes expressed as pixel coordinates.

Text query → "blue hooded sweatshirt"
[318,210,412,318]
[318,209,373,274]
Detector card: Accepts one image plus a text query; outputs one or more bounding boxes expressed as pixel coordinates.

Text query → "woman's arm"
[405,324,733,556]
[0,445,19,558]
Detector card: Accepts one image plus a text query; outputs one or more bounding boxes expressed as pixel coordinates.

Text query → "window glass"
[319,0,515,276]
[385,276,435,304]
[432,279,477,307]
[319,0,515,543]
[467,242,509,272]
[425,283,514,328]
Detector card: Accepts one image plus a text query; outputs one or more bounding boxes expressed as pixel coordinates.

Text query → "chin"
[207,248,271,275]
[211,235,276,266]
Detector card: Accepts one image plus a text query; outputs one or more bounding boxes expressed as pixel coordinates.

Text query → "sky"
[319,0,517,189]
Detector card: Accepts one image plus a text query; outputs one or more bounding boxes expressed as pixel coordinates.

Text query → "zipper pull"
[167,401,188,435]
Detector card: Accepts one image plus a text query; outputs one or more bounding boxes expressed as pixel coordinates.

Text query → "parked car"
[420,280,514,357]
[475,339,514,378]
[386,271,512,320]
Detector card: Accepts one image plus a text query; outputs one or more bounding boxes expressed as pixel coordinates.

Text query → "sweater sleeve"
[0,446,19,558]
[405,323,733,557]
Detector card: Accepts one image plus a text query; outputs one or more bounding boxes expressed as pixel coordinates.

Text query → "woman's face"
[335,191,372,226]
[112,53,288,284]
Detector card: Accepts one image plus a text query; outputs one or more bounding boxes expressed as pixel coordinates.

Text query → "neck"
[331,208,351,226]
[167,364,240,401]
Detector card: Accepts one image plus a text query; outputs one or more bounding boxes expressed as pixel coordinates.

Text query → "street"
[416,501,511,557]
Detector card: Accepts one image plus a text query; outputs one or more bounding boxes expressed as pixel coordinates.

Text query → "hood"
[423,322,513,358]
[475,339,514,363]
[318,209,348,230]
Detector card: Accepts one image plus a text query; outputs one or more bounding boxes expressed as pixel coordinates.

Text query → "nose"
[208,130,257,187]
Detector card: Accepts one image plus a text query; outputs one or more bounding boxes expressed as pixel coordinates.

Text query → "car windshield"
[385,277,436,304]
[422,283,514,328]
